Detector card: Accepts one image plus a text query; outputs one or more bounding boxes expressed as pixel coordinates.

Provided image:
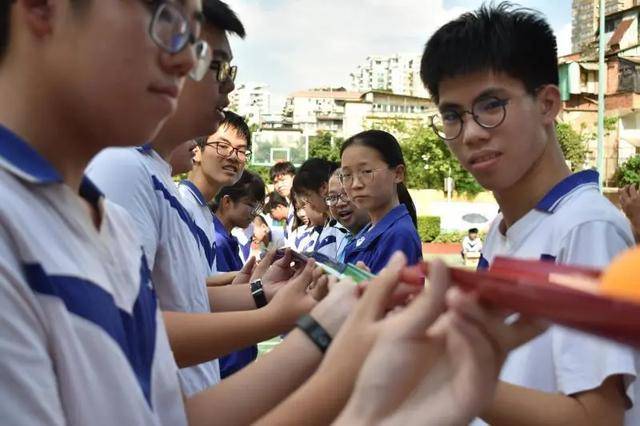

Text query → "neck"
[493,132,571,230]
[152,121,188,162]
[369,194,399,226]
[188,168,222,203]
[216,211,234,233]
[0,63,98,192]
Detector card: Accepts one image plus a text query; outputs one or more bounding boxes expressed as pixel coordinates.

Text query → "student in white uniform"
[0,0,200,423]
[176,112,254,277]
[421,3,639,424]
[270,161,297,240]
[292,158,350,260]
[87,0,321,398]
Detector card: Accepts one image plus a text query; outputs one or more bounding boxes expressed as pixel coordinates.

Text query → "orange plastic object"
[601,247,640,303]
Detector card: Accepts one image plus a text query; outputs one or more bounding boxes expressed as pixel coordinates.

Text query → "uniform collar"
[136,143,153,153]
[535,170,599,213]
[180,179,208,207]
[352,204,409,251]
[0,125,62,184]
[0,125,103,205]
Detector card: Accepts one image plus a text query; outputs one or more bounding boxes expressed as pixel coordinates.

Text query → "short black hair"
[203,0,246,38]
[212,170,265,210]
[269,162,296,182]
[196,110,251,149]
[264,191,288,212]
[292,158,339,194]
[420,2,558,103]
[469,228,479,234]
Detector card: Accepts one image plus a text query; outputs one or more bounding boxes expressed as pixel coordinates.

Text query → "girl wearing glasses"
[292,158,351,260]
[209,170,265,379]
[339,130,422,273]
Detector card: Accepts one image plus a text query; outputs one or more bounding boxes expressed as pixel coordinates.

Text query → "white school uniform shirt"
[314,219,350,261]
[87,146,220,396]
[0,126,186,425]
[177,180,218,275]
[472,170,640,426]
[462,235,482,253]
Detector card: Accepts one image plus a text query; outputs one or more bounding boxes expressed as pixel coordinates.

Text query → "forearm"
[482,380,624,426]
[206,271,238,287]
[185,329,323,426]
[208,283,255,311]
[163,307,291,368]
[255,368,352,426]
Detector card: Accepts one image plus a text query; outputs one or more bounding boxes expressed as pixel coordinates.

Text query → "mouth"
[222,163,238,174]
[336,208,354,221]
[148,83,179,100]
[468,151,502,171]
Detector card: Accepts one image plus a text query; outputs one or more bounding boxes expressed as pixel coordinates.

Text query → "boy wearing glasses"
[422,3,639,424]
[0,0,203,423]
[326,170,370,261]
[177,111,253,276]
[87,0,328,408]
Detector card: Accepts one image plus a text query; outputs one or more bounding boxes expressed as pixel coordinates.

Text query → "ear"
[222,195,232,209]
[537,85,561,126]
[319,182,328,197]
[193,147,204,165]
[393,164,406,185]
[19,0,55,38]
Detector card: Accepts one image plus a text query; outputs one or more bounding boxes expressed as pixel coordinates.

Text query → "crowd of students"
[2,0,640,425]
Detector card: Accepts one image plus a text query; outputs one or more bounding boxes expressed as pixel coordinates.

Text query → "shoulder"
[553,187,629,232]
[87,148,153,195]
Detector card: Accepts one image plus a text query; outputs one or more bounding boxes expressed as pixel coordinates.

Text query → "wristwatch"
[250,279,268,308]
[296,314,332,353]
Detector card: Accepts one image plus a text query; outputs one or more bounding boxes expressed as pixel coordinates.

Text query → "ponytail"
[397,183,417,229]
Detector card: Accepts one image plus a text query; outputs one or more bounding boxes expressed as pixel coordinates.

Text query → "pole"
[597,0,606,190]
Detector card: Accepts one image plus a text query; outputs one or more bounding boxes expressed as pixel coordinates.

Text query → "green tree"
[308,131,342,162]
[555,122,588,171]
[369,120,483,196]
[614,155,640,187]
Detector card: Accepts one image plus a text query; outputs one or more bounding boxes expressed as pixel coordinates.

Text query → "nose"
[160,42,197,78]
[460,115,491,147]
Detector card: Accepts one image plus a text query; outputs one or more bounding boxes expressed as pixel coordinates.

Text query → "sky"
[226,0,573,112]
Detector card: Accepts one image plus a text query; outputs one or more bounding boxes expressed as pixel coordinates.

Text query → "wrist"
[250,278,268,308]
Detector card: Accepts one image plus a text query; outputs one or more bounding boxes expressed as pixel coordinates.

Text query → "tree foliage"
[556,122,588,172]
[614,155,640,187]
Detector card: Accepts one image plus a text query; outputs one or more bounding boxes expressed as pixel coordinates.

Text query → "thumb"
[394,260,450,334]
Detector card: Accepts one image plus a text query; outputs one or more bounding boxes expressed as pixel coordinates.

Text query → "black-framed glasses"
[149,2,201,54]
[430,97,509,141]
[210,60,238,83]
[205,141,252,162]
[338,168,389,187]
[324,192,350,207]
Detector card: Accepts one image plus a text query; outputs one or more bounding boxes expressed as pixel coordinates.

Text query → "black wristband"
[296,314,332,353]
[250,279,268,308]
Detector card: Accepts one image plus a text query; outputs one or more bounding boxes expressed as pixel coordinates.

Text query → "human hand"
[260,249,302,301]
[231,256,256,285]
[265,259,321,328]
[335,262,546,426]
[620,184,640,240]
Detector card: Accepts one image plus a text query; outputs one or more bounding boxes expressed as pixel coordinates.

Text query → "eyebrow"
[217,137,247,148]
[439,87,507,110]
